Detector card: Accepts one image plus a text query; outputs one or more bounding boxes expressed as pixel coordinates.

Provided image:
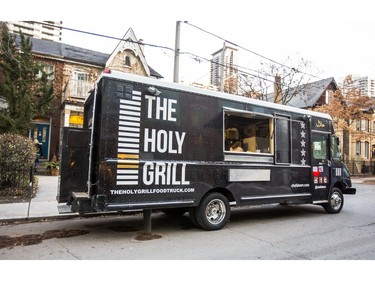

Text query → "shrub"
[0,133,36,198]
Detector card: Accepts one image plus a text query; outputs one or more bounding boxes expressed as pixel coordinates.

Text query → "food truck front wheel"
[322,187,344,214]
[194,192,230,231]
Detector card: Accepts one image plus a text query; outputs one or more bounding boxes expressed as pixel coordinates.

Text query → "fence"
[344,160,375,176]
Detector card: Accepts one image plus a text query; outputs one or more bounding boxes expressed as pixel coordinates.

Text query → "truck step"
[72,192,89,199]
[58,204,74,214]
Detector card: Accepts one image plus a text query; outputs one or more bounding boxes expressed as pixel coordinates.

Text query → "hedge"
[0,133,36,198]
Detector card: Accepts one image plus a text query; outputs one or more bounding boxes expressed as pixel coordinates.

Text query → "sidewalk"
[351,176,375,184]
[0,175,374,222]
[0,175,72,222]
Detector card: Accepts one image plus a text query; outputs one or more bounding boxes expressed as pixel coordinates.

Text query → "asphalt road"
[0,182,374,263]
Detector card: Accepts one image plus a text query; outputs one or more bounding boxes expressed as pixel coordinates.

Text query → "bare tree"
[239,57,318,105]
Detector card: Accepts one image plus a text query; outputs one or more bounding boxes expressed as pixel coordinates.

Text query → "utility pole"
[173,21,181,83]
[220,42,226,92]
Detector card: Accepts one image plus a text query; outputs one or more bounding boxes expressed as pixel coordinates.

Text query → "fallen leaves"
[0,229,89,249]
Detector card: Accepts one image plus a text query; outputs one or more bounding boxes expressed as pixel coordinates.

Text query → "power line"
[180,50,330,98]
[181,50,274,84]
[16,21,329,98]
[36,22,275,83]
[184,21,324,81]
[36,21,176,53]
[39,21,322,85]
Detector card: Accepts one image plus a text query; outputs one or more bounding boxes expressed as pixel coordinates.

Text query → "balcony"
[64,79,94,101]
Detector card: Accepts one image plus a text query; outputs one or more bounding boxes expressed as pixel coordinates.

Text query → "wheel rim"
[205,199,226,225]
[330,191,342,211]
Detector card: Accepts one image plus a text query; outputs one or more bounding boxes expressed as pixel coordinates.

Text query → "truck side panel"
[87,77,314,211]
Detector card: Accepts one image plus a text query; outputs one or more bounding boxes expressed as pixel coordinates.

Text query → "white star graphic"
[300,123,306,129]
[301,140,306,147]
[301,159,306,165]
[300,131,306,138]
[301,149,306,156]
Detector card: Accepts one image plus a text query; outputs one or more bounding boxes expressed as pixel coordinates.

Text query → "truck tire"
[323,187,344,214]
[194,192,230,231]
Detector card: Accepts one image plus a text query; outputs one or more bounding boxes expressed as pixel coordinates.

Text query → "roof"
[16,35,108,66]
[267,77,338,108]
[106,28,151,77]
[14,35,163,78]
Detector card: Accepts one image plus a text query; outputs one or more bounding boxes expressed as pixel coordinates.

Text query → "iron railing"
[344,160,375,176]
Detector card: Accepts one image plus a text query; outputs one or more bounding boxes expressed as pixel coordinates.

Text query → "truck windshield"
[331,135,341,161]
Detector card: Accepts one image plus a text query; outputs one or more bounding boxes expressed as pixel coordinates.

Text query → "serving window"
[224,110,273,154]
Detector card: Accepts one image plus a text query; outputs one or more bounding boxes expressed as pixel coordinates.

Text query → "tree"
[239,56,318,105]
[314,75,375,159]
[315,75,374,131]
[0,24,55,135]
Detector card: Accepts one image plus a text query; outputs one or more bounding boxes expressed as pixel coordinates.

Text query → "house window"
[356,119,361,131]
[365,141,370,159]
[356,141,361,156]
[72,71,89,98]
[364,119,370,132]
[125,56,131,67]
[325,90,333,104]
[38,64,55,80]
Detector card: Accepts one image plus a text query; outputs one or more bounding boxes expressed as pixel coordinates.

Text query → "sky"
[3,0,375,87]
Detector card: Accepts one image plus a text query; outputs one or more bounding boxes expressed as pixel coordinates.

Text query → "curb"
[0,210,144,225]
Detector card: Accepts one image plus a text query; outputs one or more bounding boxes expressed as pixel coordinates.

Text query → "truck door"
[58,127,90,203]
[311,132,330,201]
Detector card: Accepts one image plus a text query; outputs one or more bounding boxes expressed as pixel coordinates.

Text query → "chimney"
[274,75,282,104]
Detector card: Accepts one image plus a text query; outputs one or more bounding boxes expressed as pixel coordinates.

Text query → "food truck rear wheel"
[323,187,344,214]
[195,192,230,231]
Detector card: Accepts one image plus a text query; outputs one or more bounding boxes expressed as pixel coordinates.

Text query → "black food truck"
[57,70,355,231]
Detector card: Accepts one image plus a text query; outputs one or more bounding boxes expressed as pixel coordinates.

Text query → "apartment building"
[210,42,238,94]
[6,21,62,41]
[339,75,375,98]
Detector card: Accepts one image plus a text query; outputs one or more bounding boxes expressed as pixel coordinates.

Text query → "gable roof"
[16,35,108,66]
[286,77,338,108]
[14,34,163,78]
[105,28,151,76]
[266,77,338,108]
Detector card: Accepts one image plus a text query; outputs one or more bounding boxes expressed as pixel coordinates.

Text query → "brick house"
[282,77,375,173]
[6,28,162,162]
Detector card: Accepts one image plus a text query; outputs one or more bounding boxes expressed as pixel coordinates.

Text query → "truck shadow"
[83,204,326,234]
[228,204,325,224]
